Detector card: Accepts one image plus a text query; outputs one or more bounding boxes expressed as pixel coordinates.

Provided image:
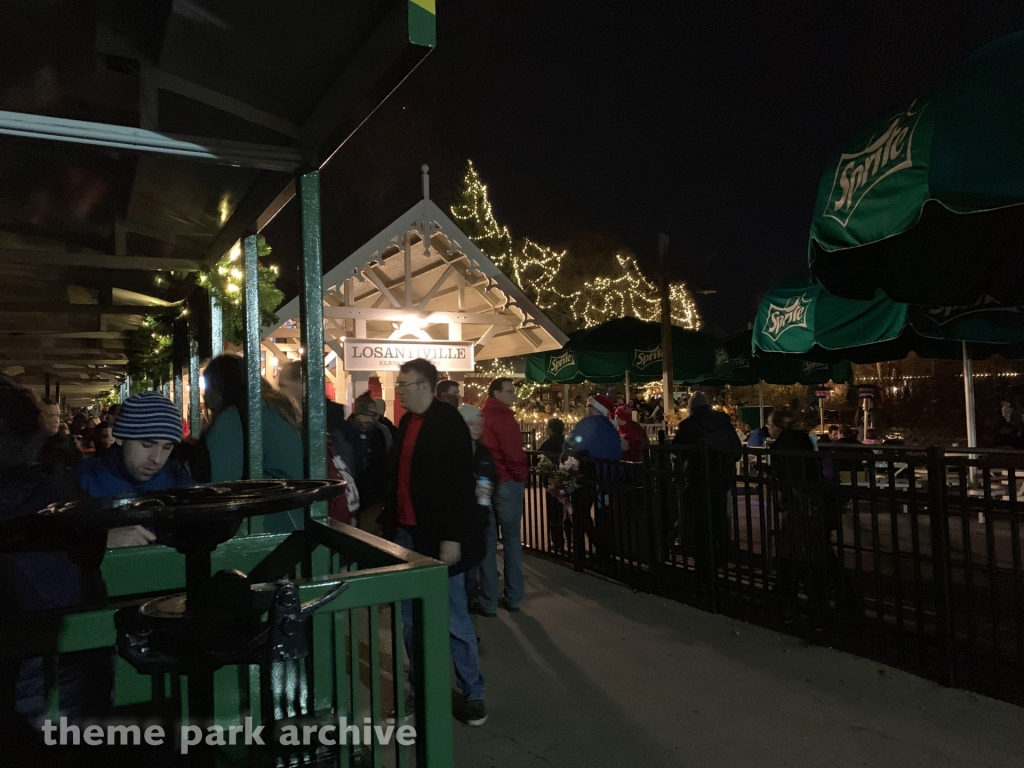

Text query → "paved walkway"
[454,554,1024,768]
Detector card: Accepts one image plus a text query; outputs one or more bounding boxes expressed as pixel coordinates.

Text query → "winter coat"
[472,441,499,492]
[567,414,622,461]
[0,464,102,615]
[202,402,305,531]
[673,406,742,481]
[344,416,388,506]
[770,428,820,484]
[77,443,195,498]
[380,399,480,575]
[539,433,566,458]
[481,396,528,483]
[618,420,648,462]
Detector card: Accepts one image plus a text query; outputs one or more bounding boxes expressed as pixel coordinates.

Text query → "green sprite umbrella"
[753,275,1024,362]
[753,274,1024,446]
[808,32,1024,306]
[524,317,719,384]
[703,330,853,387]
[700,329,853,433]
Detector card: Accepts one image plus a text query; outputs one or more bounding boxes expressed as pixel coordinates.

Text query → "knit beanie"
[458,404,482,422]
[111,392,182,442]
[688,391,710,411]
[353,393,377,417]
[587,395,615,417]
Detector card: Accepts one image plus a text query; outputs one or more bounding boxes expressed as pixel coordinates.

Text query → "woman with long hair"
[200,354,304,531]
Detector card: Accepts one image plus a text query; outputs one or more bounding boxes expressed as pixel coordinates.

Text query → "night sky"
[266,0,1024,337]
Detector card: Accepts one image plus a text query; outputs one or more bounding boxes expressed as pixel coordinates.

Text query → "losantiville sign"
[825,101,926,226]
[763,295,812,342]
[343,339,475,372]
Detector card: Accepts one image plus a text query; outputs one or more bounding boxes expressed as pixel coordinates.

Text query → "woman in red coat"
[613,405,647,462]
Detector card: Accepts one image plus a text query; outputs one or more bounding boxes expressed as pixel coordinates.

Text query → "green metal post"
[298,170,327,520]
[172,319,186,417]
[189,337,201,438]
[210,288,223,358]
[242,232,264,536]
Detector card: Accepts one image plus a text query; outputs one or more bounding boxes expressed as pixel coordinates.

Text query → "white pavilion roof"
[263,179,567,363]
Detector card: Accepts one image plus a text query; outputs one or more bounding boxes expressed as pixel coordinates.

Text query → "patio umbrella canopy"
[753,274,1024,447]
[524,317,718,384]
[808,32,1024,307]
[702,330,853,387]
[753,276,1024,363]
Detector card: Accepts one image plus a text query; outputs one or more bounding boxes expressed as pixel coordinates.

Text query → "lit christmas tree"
[450,160,701,333]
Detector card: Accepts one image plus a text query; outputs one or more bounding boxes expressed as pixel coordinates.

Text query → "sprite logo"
[801,361,828,376]
[921,295,1022,325]
[825,101,925,226]
[763,295,812,342]
[714,348,729,369]
[548,350,575,375]
[633,345,662,369]
[731,354,750,370]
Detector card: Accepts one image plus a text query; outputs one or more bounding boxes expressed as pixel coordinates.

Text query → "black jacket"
[673,406,742,481]
[539,433,565,457]
[473,441,499,489]
[0,464,104,616]
[344,418,388,505]
[381,399,479,574]
[770,428,820,483]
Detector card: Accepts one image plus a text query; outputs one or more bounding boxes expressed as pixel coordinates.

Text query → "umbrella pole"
[625,369,630,402]
[819,397,825,434]
[963,341,977,449]
[758,381,765,428]
[963,341,980,499]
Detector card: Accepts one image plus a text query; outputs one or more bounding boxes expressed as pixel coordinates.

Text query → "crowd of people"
[11,359,1020,746]
[0,356,539,741]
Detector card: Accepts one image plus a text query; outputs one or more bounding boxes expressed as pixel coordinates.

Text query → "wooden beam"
[0,348,125,358]
[0,304,173,315]
[417,264,457,309]
[320,306,520,326]
[1,359,128,366]
[151,70,301,139]
[0,250,201,272]
[0,331,124,338]
[363,267,403,309]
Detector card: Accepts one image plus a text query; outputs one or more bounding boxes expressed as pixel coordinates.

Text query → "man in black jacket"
[672,392,742,562]
[380,358,487,727]
[0,377,106,751]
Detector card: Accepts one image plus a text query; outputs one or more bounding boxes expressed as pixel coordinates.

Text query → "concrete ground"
[454,554,1024,768]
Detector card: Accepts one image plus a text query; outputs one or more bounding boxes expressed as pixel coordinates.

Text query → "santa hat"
[613,404,633,423]
[587,395,615,417]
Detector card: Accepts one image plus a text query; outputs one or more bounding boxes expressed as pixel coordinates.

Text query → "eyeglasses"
[396,378,426,390]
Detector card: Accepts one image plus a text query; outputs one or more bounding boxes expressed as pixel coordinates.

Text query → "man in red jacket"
[476,377,528,615]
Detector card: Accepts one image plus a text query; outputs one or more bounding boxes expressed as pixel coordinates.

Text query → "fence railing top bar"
[306,518,441,570]
[942,454,1024,470]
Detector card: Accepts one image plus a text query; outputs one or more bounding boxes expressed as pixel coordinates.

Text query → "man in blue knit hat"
[77,391,194,547]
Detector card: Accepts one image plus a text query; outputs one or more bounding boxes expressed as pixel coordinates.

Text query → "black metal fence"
[521,443,1024,706]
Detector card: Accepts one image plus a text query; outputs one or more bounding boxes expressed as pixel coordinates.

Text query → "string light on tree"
[451,161,701,333]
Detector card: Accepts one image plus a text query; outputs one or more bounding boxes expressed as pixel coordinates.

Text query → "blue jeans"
[395,528,485,701]
[480,479,526,612]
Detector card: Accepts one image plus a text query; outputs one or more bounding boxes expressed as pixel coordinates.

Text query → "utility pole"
[658,233,673,420]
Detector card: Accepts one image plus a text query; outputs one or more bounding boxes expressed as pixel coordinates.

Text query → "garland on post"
[197,236,283,346]
[124,236,284,387]
[124,313,175,388]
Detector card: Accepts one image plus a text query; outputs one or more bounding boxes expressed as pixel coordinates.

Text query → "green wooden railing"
[29,521,453,766]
